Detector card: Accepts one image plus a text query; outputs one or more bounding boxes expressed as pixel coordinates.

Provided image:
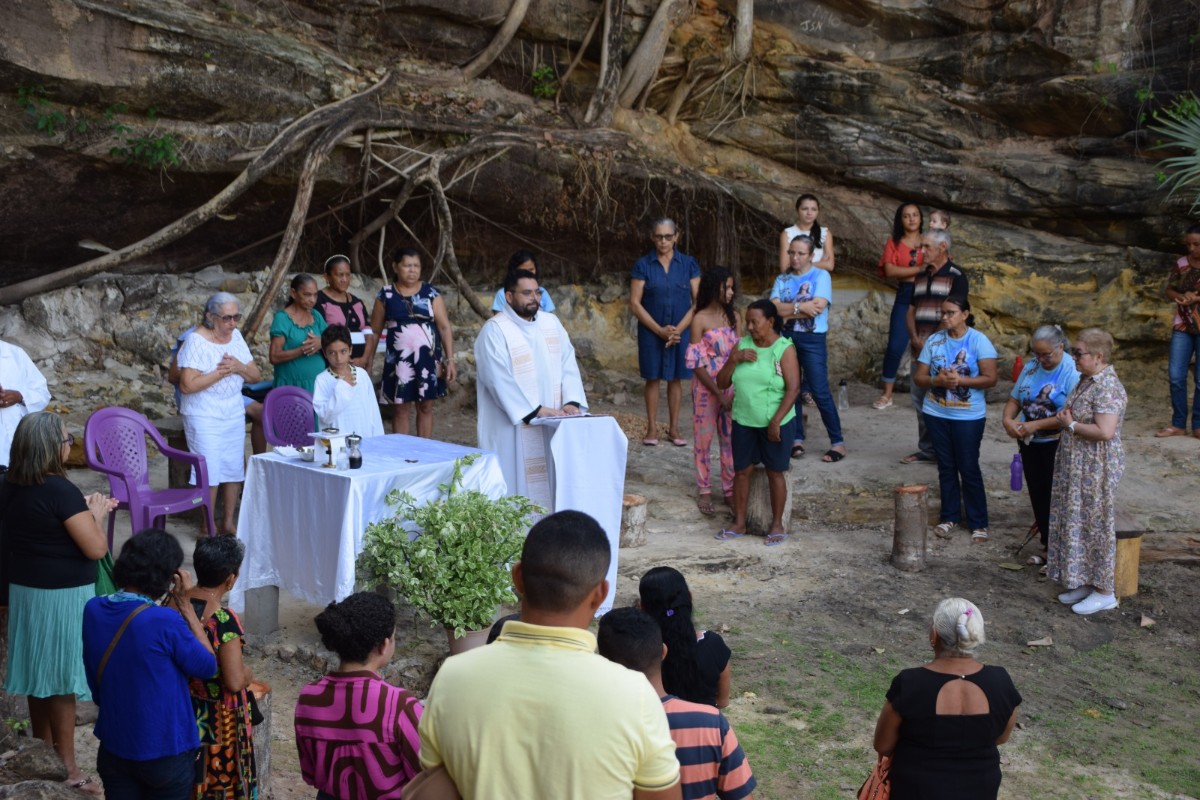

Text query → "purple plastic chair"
[84,407,216,549]
[263,386,316,448]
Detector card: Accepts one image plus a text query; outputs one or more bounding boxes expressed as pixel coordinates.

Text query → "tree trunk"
[732,0,754,62]
[461,0,534,82]
[0,75,393,307]
[584,0,627,127]
[426,168,491,320]
[617,0,684,109]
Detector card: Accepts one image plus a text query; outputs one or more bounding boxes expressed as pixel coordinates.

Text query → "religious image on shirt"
[1019,378,1066,421]
[928,339,975,408]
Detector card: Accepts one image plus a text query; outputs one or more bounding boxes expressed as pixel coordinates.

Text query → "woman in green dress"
[269,274,328,392]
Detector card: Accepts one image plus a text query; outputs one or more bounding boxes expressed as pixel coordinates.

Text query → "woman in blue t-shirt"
[1001,325,1079,564]
[914,296,998,542]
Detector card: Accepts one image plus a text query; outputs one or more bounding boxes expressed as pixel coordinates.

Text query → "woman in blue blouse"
[629,218,701,446]
[914,296,998,543]
[82,529,217,800]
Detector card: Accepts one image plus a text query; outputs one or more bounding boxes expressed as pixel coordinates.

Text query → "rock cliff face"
[1,0,1196,386]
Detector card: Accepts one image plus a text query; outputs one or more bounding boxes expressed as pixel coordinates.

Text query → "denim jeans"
[910,383,933,458]
[881,282,914,383]
[788,331,844,447]
[924,414,988,529]
[97,745,198,800]
[1168,330,1200,429]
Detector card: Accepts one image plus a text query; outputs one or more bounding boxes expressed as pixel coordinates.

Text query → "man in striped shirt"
[599,607,756,800]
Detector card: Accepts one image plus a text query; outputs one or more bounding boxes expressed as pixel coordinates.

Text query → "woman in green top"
[269,274,328,391]
[715,299,799,546]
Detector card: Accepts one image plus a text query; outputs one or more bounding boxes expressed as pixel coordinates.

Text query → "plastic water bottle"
[1012,355,1024,382]
[837,379,849,411]
[1010,453,1023,491]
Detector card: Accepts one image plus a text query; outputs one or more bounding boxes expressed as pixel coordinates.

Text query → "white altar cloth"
[229,434,507,610]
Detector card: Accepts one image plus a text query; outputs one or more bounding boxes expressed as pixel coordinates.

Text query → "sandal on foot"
[971,528,989,542]
[791,443,805,459]
[872,396,893,410]
[697,495,716,517]
[1155,426,1188,437]
[802,391,816,406]
[1026,554,1046,566]
[714,528,745,541]
[765,532,790,546]
[822,448,846,463]
[933,521,958,539]
[901,452,935,464]
[1039,564,1048,576]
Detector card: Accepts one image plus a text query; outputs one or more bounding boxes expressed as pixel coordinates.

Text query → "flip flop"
[822,448,846,463]
[900,452,935,464]
[642,438,659,446]
[714,528,745,541]
[872,397,893,410]
[791,443,805,459]
[66,777,101,796]
[765,532,789,546]
[1026,554,1046,566]
[802,392,816,406]
[1155,426,1188,437]
[697,495,716,517]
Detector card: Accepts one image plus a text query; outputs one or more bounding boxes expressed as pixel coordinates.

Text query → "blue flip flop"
[714,529,745,541]
[765,532,790,547]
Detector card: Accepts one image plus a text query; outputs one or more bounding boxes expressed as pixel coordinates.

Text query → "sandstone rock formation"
[0,0,1195,385]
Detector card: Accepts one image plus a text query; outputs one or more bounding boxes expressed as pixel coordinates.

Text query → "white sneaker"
[1072,591,1119,615]
[1058,586,1091,605]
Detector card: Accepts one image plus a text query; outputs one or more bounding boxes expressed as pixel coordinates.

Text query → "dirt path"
[61,379,1200,799]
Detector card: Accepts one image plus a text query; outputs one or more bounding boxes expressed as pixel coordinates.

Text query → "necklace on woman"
[328,366,356,386]
[1067,373,1100,415]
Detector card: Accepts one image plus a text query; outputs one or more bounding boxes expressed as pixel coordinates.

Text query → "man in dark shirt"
[902,230,969,464]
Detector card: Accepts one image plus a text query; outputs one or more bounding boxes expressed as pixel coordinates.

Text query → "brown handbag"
[858,755,891,800]
[401,765,461,800]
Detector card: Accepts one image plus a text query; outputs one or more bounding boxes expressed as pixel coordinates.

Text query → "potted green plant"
[357,454,541,652]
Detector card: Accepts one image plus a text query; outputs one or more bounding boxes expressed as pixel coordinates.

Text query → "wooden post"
[892,484,928,572]
[1115,531,1142,598]
[620,494,648,548]
[745,465,792,537]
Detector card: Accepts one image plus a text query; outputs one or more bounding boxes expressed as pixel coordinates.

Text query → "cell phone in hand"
[190,598,208,620]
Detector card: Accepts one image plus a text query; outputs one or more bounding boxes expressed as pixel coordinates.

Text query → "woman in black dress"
[872,598,1021,799]
[638,566,731,708]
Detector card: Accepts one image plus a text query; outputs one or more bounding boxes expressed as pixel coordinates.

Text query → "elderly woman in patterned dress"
[1047,328,1127,616]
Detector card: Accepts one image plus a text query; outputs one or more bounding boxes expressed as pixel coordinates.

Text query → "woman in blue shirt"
[83,529,217,800]
[914,296,998,543]
[1001,325,1079,563]
[491,250,556,314]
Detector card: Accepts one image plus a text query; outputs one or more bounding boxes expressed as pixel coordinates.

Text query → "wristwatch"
[792,301,800,317]
[1068,421,1078,434]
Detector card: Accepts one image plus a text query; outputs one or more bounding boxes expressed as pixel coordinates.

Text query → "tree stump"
[620,494,647,548]
[745,466,792,537]
[1115,531,1142,598]
[250,681,272,794]
[891,484,928,572]
[154,416,191,489]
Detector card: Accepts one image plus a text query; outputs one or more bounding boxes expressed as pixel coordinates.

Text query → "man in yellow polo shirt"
[418,510,682,800]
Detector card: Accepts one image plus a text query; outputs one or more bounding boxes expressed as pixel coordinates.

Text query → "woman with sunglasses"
[1001,325,1079,568]
[913,296,998,543]
[1048,329,1127,615]
[178,292,261,535]
[2,411,116,795]
[630,217,701,446]
[873,202,925,410]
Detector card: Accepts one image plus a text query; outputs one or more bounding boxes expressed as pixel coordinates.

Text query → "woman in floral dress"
[365,247,457,438]
[685,267,740,515]
[1047,328,1127,616]
[188,536,257,800]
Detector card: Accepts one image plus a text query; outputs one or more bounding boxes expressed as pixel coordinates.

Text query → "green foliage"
[1149,93,1200,213]
[356,454,542,638]
[1135,86,1154,103]
[111,133,181,171]
[531,64,558,99]
[17,85,67,137]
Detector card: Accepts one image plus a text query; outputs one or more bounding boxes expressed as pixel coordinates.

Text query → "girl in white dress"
[312,325,384,438]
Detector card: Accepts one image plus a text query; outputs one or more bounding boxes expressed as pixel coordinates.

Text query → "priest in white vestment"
[0,338,51,468]
[475,271,588,509]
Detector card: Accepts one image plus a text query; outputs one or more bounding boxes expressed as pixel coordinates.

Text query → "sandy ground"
[39,377,1200,798]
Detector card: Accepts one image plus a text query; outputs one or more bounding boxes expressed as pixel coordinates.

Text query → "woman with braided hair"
[638,567,730,708]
